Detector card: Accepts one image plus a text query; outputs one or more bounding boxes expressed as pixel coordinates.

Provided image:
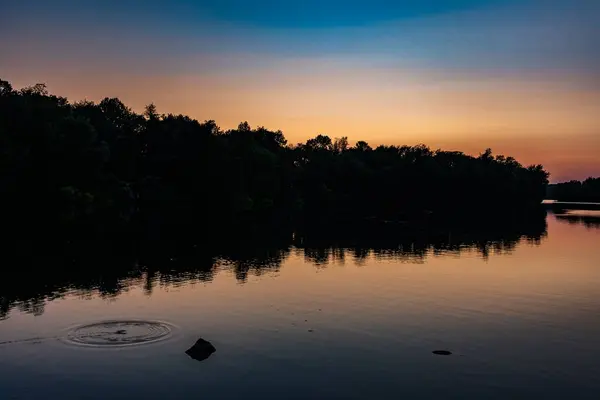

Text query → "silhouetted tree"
[0,77,550,243]
[548,177,600,202]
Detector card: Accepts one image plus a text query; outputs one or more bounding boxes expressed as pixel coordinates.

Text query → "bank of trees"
[547,178,600,202]
[0,78,550,241]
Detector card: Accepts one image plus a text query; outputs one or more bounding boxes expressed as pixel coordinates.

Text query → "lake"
[1,210,600,400]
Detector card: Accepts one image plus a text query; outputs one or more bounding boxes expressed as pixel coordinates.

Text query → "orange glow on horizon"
[5,66,598,182]
[3,0,598,182]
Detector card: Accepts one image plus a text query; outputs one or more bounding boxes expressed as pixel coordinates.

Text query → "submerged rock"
[432,350,452,356]
[185,338,216,361]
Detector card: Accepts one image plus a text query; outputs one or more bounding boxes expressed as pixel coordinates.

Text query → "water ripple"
[61,320,175,347]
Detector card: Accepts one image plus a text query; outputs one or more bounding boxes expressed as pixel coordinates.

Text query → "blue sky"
[156,0,515,28]
[5,0,516,28]
[4,0,598,71]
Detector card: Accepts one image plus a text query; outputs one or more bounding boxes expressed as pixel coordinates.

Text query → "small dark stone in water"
[432,350,452,355]
[308,329,314,333]
[115,330,127,335]
[185,338,216,362]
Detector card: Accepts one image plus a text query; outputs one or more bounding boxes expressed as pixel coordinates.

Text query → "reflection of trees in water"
[216,246,292,282]
[297,236,537,266]
[0,216,548,319]
[296,213,547,265]
[554,213,600,230]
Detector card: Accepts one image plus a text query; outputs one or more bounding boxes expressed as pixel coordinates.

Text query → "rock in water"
[185,338,216,361]
[432,350,452,355]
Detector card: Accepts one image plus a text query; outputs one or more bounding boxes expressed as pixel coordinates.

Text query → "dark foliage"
[547,178,600,203]
[0,78,550,243]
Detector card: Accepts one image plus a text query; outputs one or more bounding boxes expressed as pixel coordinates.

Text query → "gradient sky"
[2,0,599,181]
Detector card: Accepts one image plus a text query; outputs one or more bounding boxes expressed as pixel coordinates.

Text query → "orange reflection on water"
[24,213,598,336]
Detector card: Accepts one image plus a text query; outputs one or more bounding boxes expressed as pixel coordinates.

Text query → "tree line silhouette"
[0,78,550,243]
[547,178,600,203]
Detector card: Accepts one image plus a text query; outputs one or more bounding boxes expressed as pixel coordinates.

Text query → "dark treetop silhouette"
[547,178,600,203]
[0,78,550,245]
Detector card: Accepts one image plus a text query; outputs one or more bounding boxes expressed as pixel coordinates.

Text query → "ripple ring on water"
[62,320,174,347]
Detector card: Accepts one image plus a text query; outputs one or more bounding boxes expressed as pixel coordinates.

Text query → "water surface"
[1,212,600,399]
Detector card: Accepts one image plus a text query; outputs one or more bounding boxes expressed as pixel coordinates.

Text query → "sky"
[1,0,599,181]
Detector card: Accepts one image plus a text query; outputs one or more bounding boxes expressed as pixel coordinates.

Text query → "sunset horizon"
[3,0,599,182]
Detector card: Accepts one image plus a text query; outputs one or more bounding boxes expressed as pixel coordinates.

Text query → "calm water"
[1,211,600,399]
